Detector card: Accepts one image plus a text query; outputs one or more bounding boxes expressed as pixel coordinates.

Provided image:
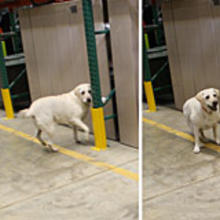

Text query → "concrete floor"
[143,105,220,220]
[0,110,138,220]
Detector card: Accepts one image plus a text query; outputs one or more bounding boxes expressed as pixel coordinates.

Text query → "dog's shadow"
[200,139,220,156]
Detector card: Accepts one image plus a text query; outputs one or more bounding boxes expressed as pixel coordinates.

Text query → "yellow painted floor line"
[0,123,138,182]
[143,117,220,153]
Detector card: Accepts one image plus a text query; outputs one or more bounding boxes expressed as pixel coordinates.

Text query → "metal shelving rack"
[82,0,118,151]
[143,0,172,111]
[0,11,29,118]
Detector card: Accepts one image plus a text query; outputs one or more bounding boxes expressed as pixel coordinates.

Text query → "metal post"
[143,33,156,112]
[82,0,107,151]
[0,41,14,118]
[9,12,20,54]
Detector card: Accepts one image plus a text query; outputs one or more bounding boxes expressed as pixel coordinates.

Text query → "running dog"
[19,83,92,152]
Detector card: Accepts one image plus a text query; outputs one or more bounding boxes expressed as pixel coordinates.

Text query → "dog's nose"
[213,101,218,106]
[87,98,91,103]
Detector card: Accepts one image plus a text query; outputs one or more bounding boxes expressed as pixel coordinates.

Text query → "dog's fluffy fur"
[183,88,220,153]
[19,83,92,152]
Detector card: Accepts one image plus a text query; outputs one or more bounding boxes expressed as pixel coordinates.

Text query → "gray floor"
[143,105,220,220]
[0,110,138,220]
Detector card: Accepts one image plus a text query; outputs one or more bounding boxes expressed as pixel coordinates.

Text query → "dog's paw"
[216,139,220,145]
[83,131,90,143]
[102,97,107,104]
[76,140,82,144]
[47,144,59,152]
[193,145,200,154]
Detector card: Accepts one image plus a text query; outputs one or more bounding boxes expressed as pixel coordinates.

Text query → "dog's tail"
[17,108,32,118]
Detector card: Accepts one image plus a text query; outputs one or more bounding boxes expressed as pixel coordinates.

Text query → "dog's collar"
[202,106,212,115]
[196,97,213,115]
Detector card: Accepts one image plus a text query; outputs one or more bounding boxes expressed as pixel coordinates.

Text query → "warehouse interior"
[0,0,138,219]
[143,0,220,219]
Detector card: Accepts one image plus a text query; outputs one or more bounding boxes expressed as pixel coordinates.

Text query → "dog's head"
[196,88,220,112]
[73,83,92,105]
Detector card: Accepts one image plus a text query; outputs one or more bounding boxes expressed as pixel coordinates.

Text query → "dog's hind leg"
[46,134,59,152]
[35,119,58,152]
[43,125,59,152]
[213,124,220,145]
[36,129,47,146]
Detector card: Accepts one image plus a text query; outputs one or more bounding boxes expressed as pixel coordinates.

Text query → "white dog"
[183,88,220,153]
[19,83,92,152]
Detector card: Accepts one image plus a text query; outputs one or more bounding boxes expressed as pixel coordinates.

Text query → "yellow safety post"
[144,81,156,112]
[1,88,14,119]
[143,32,156,112]
[0,35,14,119]
[0,28,7,57]
[91,107,107,151]
[1,42,7,57]
[82,0,108,151]
[144,33,150,50]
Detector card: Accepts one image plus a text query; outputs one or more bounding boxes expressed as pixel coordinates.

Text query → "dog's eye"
[205,95,210,99]
[213,94,217,97]
[88,90,91,94]
[81,91,85,95]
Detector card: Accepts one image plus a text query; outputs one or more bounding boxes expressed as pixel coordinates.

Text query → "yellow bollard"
[1,88,14,119]
[144,81,156,112]
[91,107,107,151]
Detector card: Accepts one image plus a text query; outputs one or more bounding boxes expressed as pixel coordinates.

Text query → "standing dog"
[183,88,220,153]
[19,83,92,152]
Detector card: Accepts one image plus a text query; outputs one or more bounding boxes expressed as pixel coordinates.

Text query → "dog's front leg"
[71,119,89,142]
[213,124,220,145]
[193,126,203,153]
[73,126,80,143]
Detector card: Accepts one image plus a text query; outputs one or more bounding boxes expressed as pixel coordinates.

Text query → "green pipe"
[103,89,115,106]
[152,4,162,46]
[0,41,9,88]
[104,114,117,121]
[151,61,168,82]
[0,32,16,40]
[144,24,161,32]
[11,92,28,100]
[154,85,171,92]
[95,28,110,35]
[82,0,103,108]
[9,12,20,53]
[9,69,26,89]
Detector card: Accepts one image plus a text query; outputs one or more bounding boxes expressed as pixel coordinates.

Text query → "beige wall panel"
[196,1,218,90]
[162,0,220,110]
[162,2,184,109]
[108,0,138,148]
[173,5,201,100]
[19,1,90,98]
[211,5,220,90]
[19,9,42,100]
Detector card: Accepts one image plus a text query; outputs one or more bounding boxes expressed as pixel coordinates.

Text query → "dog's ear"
[73,86,82,98]
[195,91,204,103]
[214,88,220,97]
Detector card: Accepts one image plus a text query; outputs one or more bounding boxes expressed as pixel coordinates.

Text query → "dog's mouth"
[207,105,217,111]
